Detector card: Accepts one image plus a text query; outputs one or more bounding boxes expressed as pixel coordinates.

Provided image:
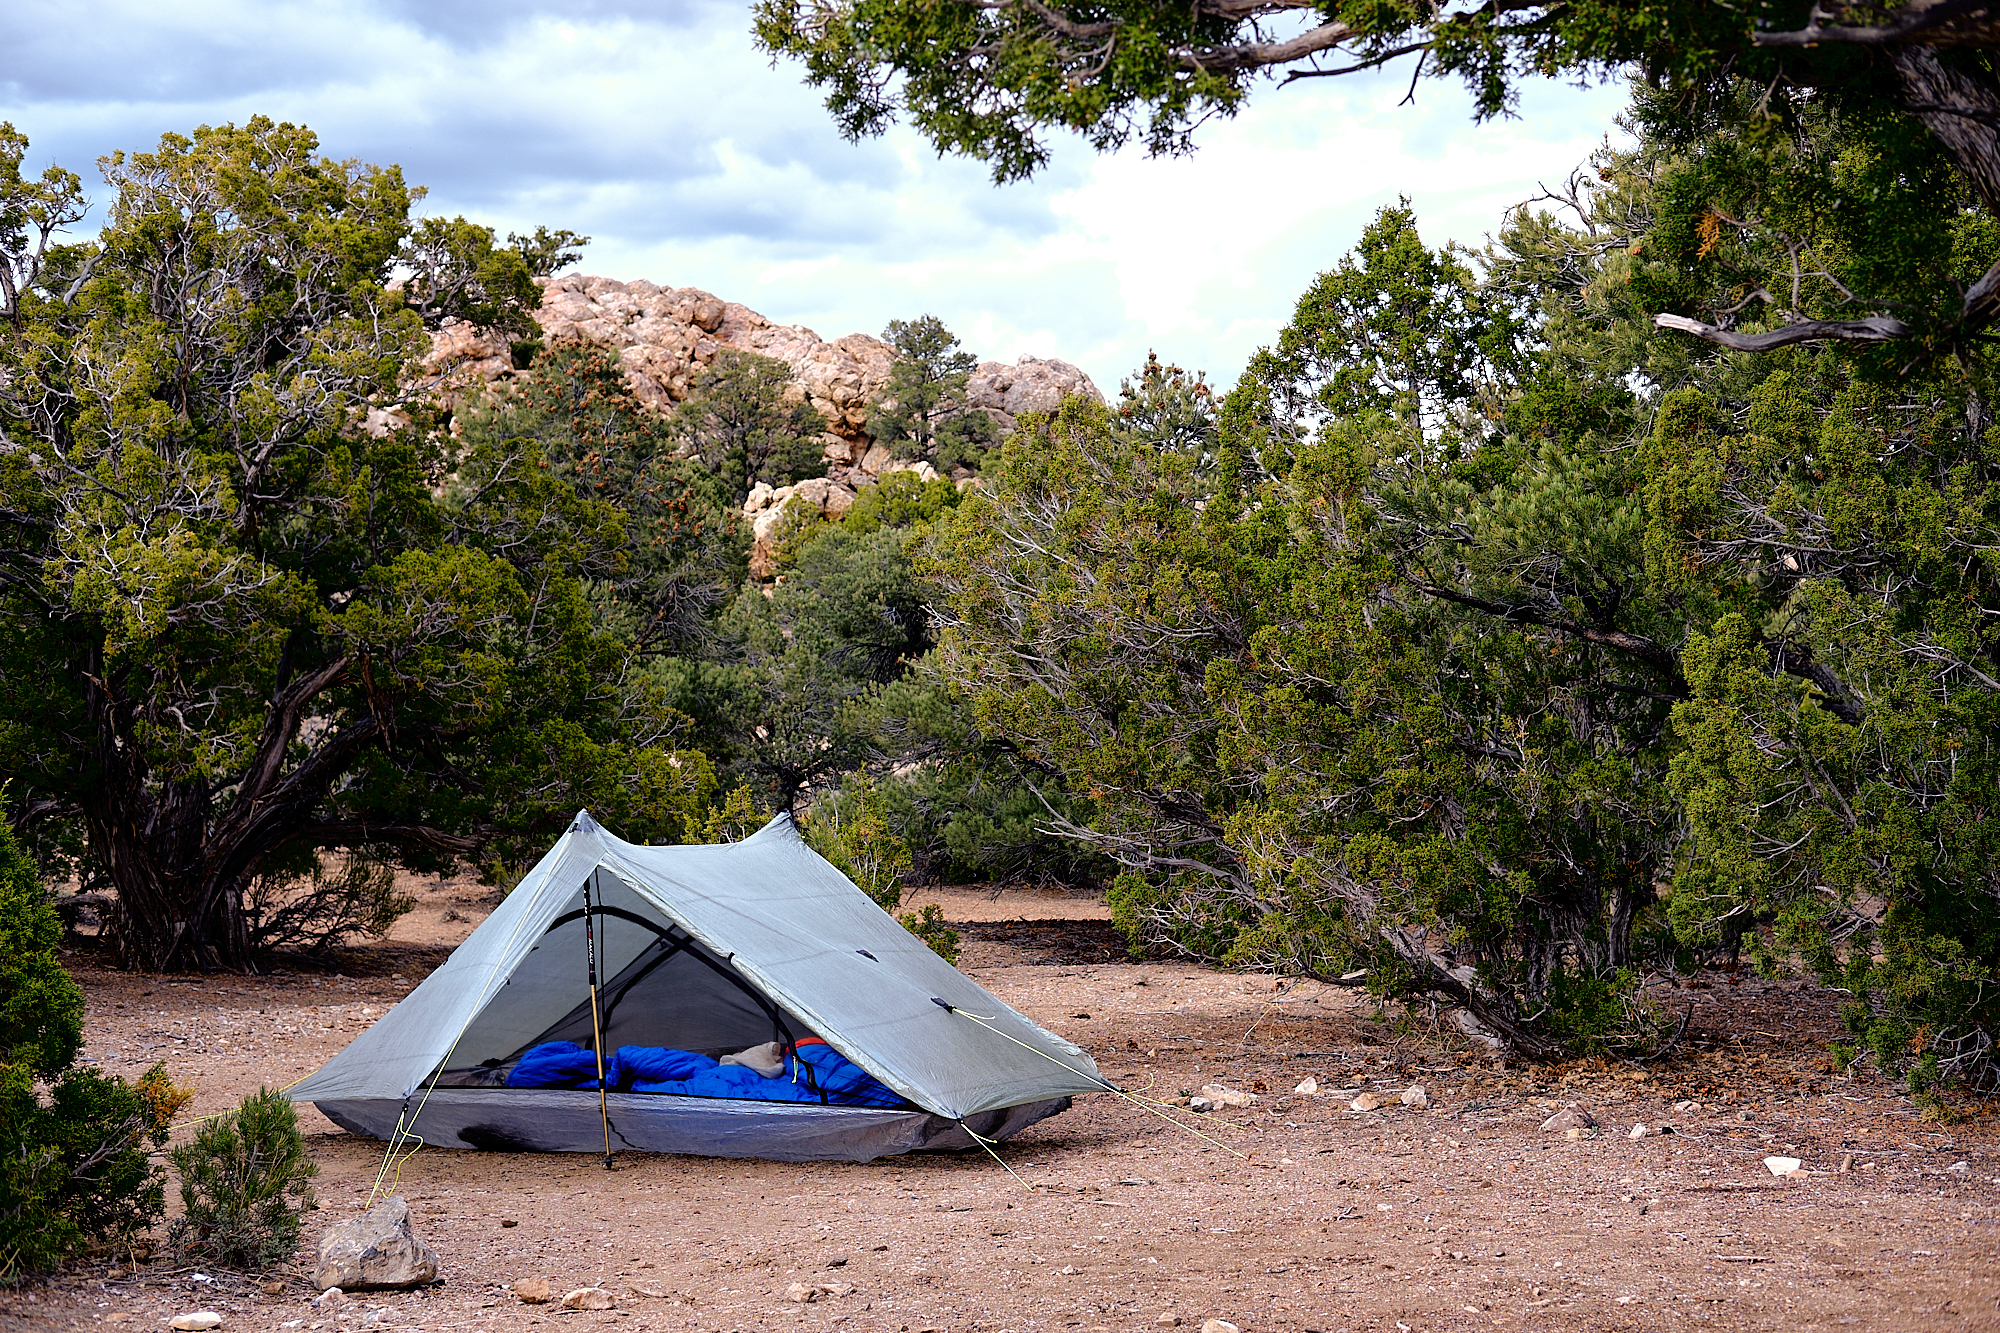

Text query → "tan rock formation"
[419,275,899,437]
[415,276,1102,453]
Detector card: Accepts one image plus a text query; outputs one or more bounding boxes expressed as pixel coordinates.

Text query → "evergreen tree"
[670,350,829,505]
[0,120,713,971]
[868,316,1000,473]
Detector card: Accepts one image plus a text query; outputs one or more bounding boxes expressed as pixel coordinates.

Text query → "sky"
[0,0,1633,395]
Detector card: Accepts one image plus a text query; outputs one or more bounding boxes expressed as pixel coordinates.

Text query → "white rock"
[1400,1084,1429,1108]
[1293,1077,1319,1096]
[311,1196,439,1291]
[1201,1320,1241,1333]
[1629,1124,1648,1139]
[1948,1160,1970,1174]
[1188,1096,1214,1113]
[1200,1084,1256,1108]
[786,1281,816,1303]
[313,1288,347,1310]
[561,1287,616,1311]
[170,1315,222,1331]
[1764,1156,1803,1177]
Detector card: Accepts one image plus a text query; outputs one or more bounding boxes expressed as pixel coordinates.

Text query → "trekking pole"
[584,873,614,1170]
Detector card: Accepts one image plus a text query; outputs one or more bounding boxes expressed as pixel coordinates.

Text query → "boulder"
[966,356,1103,436]
[420,276,902,436]
[311,1196,440,1291]
[743,477,859,576]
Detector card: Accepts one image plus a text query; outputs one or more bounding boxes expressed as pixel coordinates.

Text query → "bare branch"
[1653,311,1915,350]
[1752,0,2000,50]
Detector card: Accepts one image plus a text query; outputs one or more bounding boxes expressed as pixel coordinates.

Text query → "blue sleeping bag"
[506,1041,610,1089]
[505,1039,906,1109]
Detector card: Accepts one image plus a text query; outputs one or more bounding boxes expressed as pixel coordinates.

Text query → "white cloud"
[1,1,1631,393]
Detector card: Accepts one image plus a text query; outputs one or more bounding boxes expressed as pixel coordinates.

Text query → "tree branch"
[1407,582,1686,679]
[1752,0,2000,50]
[1652,311,1915,350]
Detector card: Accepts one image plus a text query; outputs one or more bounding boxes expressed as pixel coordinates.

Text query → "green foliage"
[1248,200,1524,454]
[167,1088,319,1272]
[671,350,829,504]
[897,903,962,965]
[399,216,586,345]
[867,316,999,474]
[801,779,913,913]
[927,233,1682,1058]
[753,0,1910,192]
[0,814,82,1079]
[0,120,708,969]
[466,342,749,655]
[1657,368,2000,1091]
[0,815,180,1282]
[697,784,773,844]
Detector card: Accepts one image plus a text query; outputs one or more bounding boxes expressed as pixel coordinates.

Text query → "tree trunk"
[79,653,253,970]
[1891,46,2000,214]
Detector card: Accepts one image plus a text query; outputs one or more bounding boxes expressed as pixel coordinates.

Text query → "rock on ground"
[561,1287,616,1310]
[1539,1104,1598,1133]
[311,1195,440,1291]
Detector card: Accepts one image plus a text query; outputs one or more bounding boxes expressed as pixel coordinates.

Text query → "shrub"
[0,811,182,1282]
[167,1088,319,1271]
[897,904,962,965]
[801,779,910,912]
[242,848,415,955]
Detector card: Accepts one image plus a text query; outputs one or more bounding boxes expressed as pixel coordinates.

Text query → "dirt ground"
[7,875,1999,1333]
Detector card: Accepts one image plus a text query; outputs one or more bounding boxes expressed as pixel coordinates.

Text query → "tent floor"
[314,1090,1072,1162]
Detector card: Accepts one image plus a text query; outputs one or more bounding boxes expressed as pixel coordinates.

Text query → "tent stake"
[584,873,615,1170]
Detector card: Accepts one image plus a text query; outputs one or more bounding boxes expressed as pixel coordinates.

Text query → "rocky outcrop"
[418,276,1103,579]
[418,276,1102,451]
[966,356,1101,437]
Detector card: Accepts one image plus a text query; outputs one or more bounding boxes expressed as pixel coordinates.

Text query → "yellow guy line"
[364,849,577,1204]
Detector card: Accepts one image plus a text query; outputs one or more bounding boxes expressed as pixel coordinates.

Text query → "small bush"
[243,849,414,955]
[897,904,962,965]
[167,1088,319,1271]
[699,784,772,845]
[0,811,181,1283]
[801,779,911,915]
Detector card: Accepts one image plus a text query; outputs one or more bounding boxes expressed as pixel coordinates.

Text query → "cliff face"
[419,274,1101,448]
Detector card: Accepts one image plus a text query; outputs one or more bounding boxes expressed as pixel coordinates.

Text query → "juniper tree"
[0,119,714,971]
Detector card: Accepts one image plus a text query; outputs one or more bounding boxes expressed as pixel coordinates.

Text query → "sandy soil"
[7,879,1998,1333]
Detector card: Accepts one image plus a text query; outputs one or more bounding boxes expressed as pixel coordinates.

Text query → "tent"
[287,811,1108,1162]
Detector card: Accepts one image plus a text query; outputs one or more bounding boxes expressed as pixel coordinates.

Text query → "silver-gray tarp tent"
[287,811,1108,1161]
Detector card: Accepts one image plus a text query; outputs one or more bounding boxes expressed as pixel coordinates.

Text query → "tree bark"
[78,649,484,973]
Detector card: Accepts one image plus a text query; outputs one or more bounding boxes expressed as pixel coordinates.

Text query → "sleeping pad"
[504,1038,908,1109]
